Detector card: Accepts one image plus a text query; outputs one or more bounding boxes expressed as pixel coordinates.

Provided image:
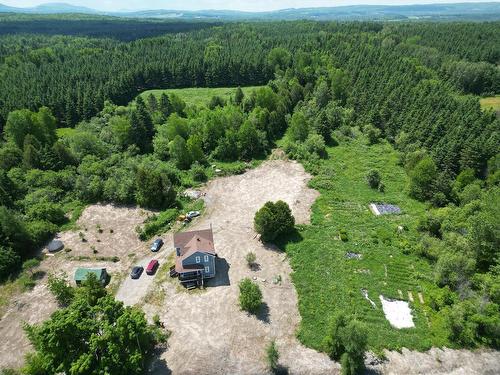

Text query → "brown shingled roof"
[174,228,215,273]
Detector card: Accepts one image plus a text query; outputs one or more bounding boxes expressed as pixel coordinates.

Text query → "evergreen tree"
[234,87,244,105]
[159,93,172,119]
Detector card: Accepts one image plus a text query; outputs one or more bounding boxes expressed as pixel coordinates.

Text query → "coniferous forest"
[0,15,498,374]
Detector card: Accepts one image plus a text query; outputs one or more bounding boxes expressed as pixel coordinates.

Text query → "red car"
[146,259,159,275]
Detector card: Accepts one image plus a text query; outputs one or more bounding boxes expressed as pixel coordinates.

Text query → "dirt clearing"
[145,159,336,375]
[0,204,153,370]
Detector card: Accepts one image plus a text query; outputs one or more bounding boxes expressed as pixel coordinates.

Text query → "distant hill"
[0,2,97,14]
[1,2,500,21]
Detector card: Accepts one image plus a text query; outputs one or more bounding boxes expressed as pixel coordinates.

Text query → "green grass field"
[280,133,450,354]
[480,95,500,112]
[138,86,262,108]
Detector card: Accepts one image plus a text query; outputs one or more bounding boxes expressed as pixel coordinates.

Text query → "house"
[74,267,108,286]
[174,228,216,287]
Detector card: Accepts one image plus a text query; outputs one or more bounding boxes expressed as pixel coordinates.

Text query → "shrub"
[238,278,262,314]
[364,124,381,145]
[323,313,367,375]
[266,340,280,373]
[139,208,178,240]
[22,258,40,276]
[365,169,381,189]
[0,246,21,280]
[191,162,207,182]
[47,273,74,306]
[153,314,161,327]
[245,252,257,268]
[339,229,348,242]
[303,133,327,159]
[254,201,295,242]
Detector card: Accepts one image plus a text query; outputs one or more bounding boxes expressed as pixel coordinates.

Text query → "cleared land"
[128,159,337,374]
[480,95,500,111]
[0,204,155,369]
[138,86,262,107]
[2,156,499,373]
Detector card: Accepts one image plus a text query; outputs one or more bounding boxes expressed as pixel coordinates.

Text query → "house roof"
[74,268,107,281]
[174,228,215,273]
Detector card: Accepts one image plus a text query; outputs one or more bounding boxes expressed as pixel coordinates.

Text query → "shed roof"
[74,268,107,281]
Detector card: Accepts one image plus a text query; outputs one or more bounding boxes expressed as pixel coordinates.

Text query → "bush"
[245,252,257,268]
[366,169,381,189]
[190,162,207,182]
[323,313,367,375]
[364,124,381,145]
[339,229,348,242]
[417,214,442,237]
[254,201,295,242]
[266,340,280,373]
[138,208,178,240]
[238,278,262,314]
[47,274,74,306]
[0,246,21,280]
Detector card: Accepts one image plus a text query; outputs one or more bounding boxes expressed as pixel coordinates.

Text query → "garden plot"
[379,295,415,329]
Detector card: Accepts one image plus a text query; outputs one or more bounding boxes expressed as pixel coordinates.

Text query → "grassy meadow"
[480,95,500,112]
[138,86,262,108]
[281,133,450,354]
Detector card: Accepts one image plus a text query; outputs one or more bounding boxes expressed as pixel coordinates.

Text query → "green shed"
[74,268,108,286]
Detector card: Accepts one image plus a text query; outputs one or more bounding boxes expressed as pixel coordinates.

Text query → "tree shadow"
[273,365,290,375]
[32,270,46,280]
[363,368,382,375]
[250,263,261,271]
[256,302,270,324]
[267,228,304,251]
[147,345,172,375]
[205,257,230,287]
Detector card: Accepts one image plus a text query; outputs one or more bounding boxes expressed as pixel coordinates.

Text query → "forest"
[0,17,498,373]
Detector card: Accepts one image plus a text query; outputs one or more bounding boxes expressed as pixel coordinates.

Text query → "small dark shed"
[47,240,64,253]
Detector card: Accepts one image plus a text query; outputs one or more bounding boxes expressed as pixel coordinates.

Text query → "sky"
[2,0,497,12]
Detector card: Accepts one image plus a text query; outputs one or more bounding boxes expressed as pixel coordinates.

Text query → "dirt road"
[116,233,173,306]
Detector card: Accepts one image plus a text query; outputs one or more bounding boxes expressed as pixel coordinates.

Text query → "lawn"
[281,134,450,354]
[480,95,500,113]
[138,86,262,108]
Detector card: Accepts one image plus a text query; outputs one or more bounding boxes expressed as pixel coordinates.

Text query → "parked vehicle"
[130,266,143,279]
[150,238,163,252]
[146,259,159,275]
[186,211,200,219]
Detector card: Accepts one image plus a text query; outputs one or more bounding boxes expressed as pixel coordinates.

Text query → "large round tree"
[254,200,295,242]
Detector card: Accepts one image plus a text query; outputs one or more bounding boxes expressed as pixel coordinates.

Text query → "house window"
[204,255,209,262]
[195,256,200,263]
[205,266,210,273]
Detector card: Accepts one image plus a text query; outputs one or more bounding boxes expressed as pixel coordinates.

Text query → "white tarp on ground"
[379,295,415,329]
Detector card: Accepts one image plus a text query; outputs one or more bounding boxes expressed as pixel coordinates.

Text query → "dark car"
[130,266,143,279]
[146,259,159,275]
[150,238,163,252]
